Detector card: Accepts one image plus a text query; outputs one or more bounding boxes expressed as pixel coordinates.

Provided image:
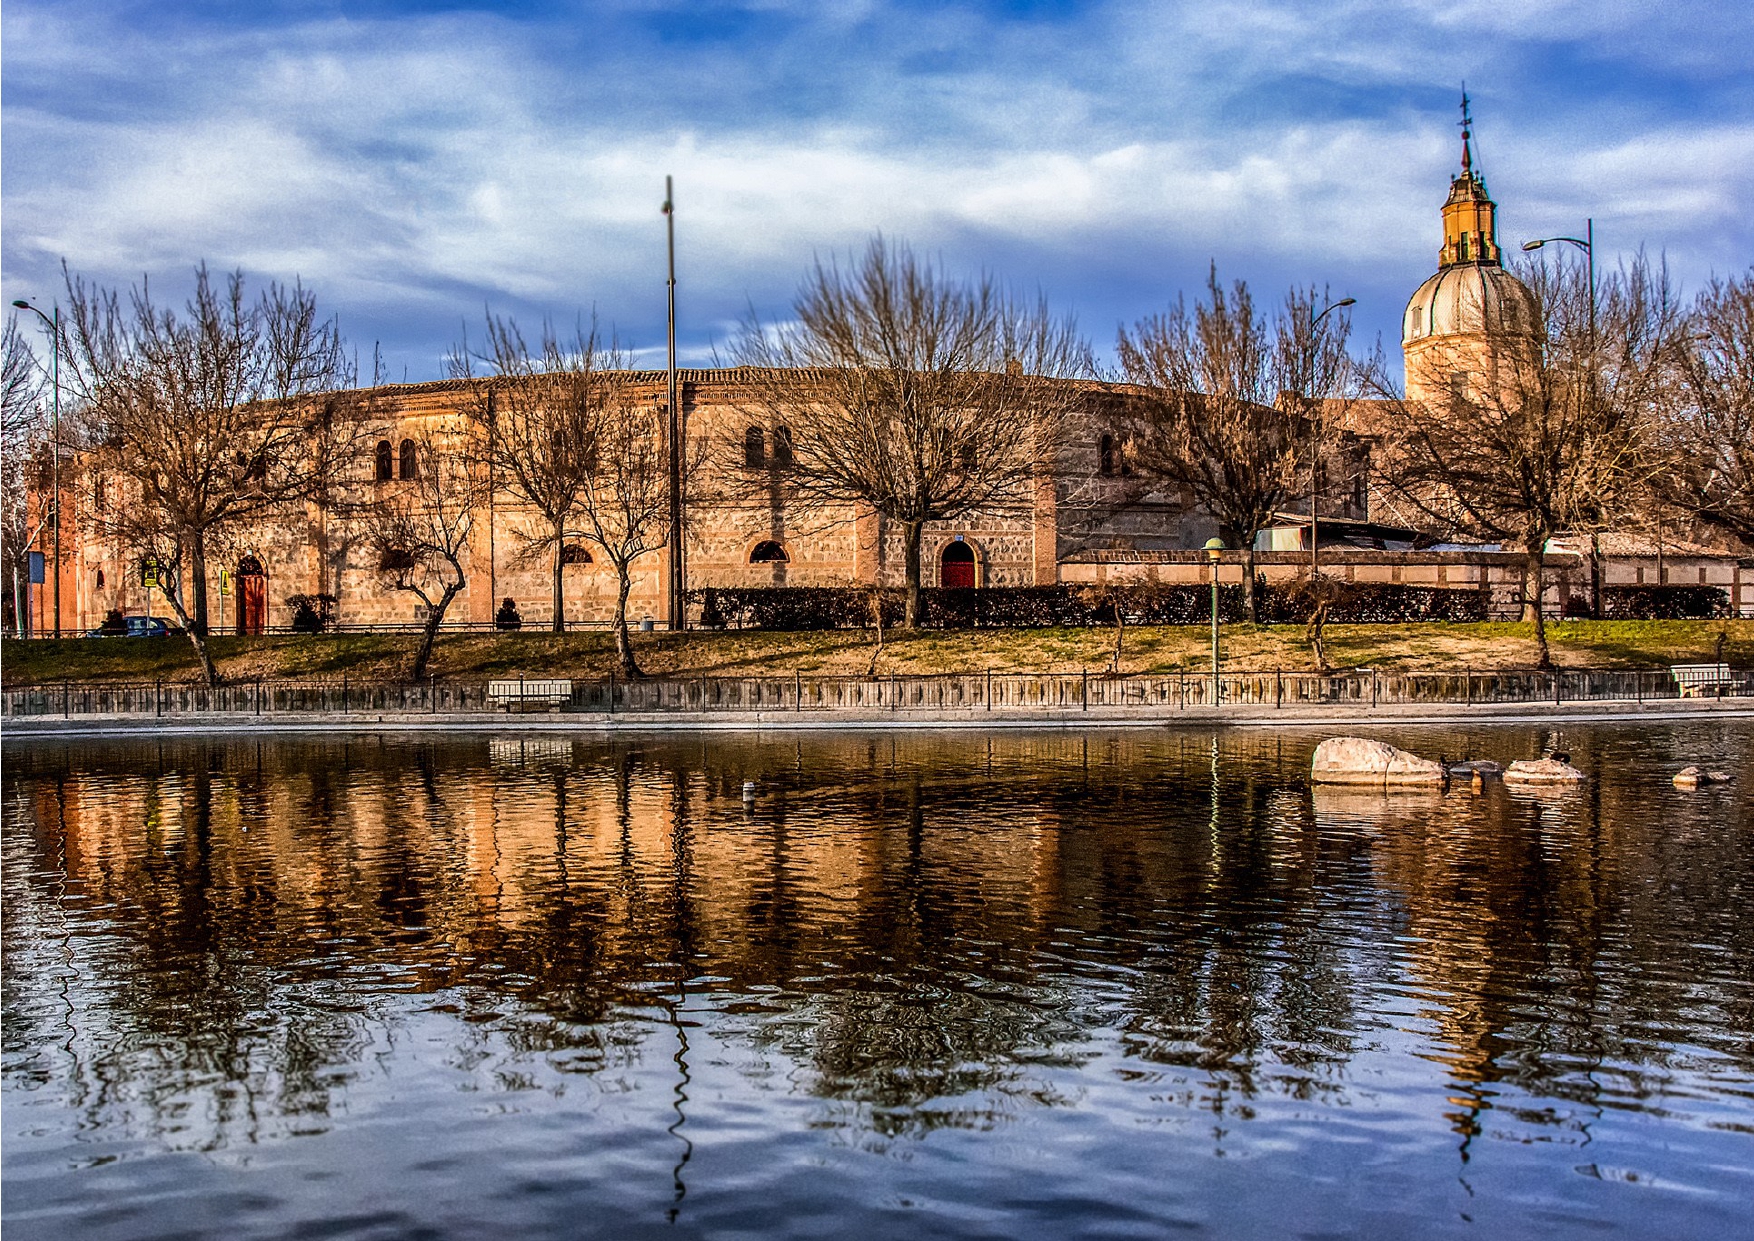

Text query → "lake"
[3,722,1751,1239]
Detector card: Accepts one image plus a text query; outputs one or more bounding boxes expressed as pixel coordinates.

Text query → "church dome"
[1403,263,1539,344]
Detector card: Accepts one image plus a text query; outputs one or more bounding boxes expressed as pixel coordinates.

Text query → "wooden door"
[239,572,267,634]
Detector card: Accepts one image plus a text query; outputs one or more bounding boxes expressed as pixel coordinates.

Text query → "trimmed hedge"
[1598,586,1730,620]
[688,582,1491,630]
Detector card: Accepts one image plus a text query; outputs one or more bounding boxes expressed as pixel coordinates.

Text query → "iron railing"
[3,667,1749,720]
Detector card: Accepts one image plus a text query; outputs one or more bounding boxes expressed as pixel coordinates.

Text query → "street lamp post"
[662,178,685,631]
[1522,219,1594,349]
[1305,296,1355,581]
[12,299,60,638]
[1204,537,1225,704]
[1523,222,1599,611]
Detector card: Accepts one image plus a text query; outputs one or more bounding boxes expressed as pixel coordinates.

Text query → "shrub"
[286,593,337,633]
[97,607,127,635]
[685,582,1490,630]
[1599,586,1729,620]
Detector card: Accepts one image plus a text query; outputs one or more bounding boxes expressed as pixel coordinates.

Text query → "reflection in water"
[3,724,1752,1239]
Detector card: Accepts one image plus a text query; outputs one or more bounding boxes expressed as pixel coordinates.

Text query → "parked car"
[87,616,175,638]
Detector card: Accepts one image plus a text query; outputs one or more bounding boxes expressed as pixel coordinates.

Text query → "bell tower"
[1402,94,1540,405]
[1438,93,1502,268]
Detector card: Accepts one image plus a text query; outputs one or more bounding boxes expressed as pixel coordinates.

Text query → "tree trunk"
[1524,542,1552,669]
[867,589,886,676]
[190,527,210,637]
[1589,532,1603,618]
[551,521,566,633]
[410,583,459,682]
[1110,589,1125,673]
[611,564,641,677]
[163,544,220,687]
[902,520,924,629]
[1242,543,1260,623]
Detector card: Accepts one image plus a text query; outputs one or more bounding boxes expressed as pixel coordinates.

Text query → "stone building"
[23,109,1750,636]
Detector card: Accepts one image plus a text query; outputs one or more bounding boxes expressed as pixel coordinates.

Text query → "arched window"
[1099,434,1118,477]
[560,543,593,565]
[941,540,976,589]
[749,540,789,563]
[95,568,105,589]
[399,439,418,480]
[374,440,393,481]
[772,425,793,468]
[744,425,766,467]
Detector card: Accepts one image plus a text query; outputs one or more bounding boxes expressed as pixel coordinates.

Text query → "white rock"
[1673,766,1734,788]
[1504,758,1587,784]
[1311,737,1445,786]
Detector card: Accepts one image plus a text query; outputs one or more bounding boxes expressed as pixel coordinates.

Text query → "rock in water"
[1504,758,1588,784]
[1673,766,1734,788]
[1311,737,1445,786]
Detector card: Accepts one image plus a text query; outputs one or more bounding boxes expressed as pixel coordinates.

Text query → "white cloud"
[3,1,1748,375]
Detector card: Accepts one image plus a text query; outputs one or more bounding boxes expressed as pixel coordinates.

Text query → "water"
[3,722,1751,1239]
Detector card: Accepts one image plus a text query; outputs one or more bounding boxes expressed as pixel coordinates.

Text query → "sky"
[4,0,1750,383]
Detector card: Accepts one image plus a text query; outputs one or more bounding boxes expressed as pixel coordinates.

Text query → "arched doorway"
[237,555,267,635]
[940,540,976,589]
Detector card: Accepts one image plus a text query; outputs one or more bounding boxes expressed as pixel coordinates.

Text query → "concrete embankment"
[4,696,1750,738]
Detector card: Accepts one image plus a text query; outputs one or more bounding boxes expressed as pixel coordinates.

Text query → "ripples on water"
[3,723,1751,1239]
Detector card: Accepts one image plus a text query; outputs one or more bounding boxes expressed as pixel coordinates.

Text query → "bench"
[487,679,574,712]
[1670,664,1735,698]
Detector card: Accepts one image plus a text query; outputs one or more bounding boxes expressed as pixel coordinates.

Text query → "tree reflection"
[2,723,1750,1164]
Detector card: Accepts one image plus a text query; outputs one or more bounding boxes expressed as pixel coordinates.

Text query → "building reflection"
[3,726,1749,1158]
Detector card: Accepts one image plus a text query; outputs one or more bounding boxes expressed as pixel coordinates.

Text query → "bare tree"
[61,263,359,684]
[2,316,45,634]
[450,315,624,632]
[1371,254,1679,666]
[364,425,480,681]
[732,236,1094,627]
[1117,269,1354,622]
[1662,270,1754,547]
[571,389,697,677]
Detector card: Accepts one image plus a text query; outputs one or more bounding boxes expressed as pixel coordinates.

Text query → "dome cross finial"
[1459,87,1474,173]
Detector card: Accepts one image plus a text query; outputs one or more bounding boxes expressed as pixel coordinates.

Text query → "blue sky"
[4,0,1750,381]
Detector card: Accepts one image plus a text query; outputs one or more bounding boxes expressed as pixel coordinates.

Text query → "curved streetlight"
[12,298,61,638]
[1204,537,1225,704]
[1523,221,1594,348]
[1306,297,1355,580]
[1525,225,1600,611]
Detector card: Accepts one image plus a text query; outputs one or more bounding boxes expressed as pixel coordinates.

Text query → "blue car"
[88,616,175,638]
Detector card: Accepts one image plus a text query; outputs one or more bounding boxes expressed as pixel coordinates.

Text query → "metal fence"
[3,667,1749,721]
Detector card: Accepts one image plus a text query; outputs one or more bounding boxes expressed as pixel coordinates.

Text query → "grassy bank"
[3,619,1749,686]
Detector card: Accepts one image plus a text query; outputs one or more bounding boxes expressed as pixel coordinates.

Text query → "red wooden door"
[941,545,976,589]
[239,573,267,634]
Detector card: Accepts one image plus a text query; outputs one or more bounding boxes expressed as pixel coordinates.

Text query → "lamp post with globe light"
[1204,537,1225,703]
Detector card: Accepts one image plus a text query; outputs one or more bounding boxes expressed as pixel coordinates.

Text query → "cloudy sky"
[4,0,1749,381]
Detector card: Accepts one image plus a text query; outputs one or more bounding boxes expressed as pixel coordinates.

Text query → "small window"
[374,440,393,482]
[749,540,789,563]
[744,425,766,467]
[1099,434,1118,477]
[379,547,416,571]
[399,439,418,480]
[560,543,593,565]
[95,569,106,589]
[772,425,793,468]
[92,476,106,512]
